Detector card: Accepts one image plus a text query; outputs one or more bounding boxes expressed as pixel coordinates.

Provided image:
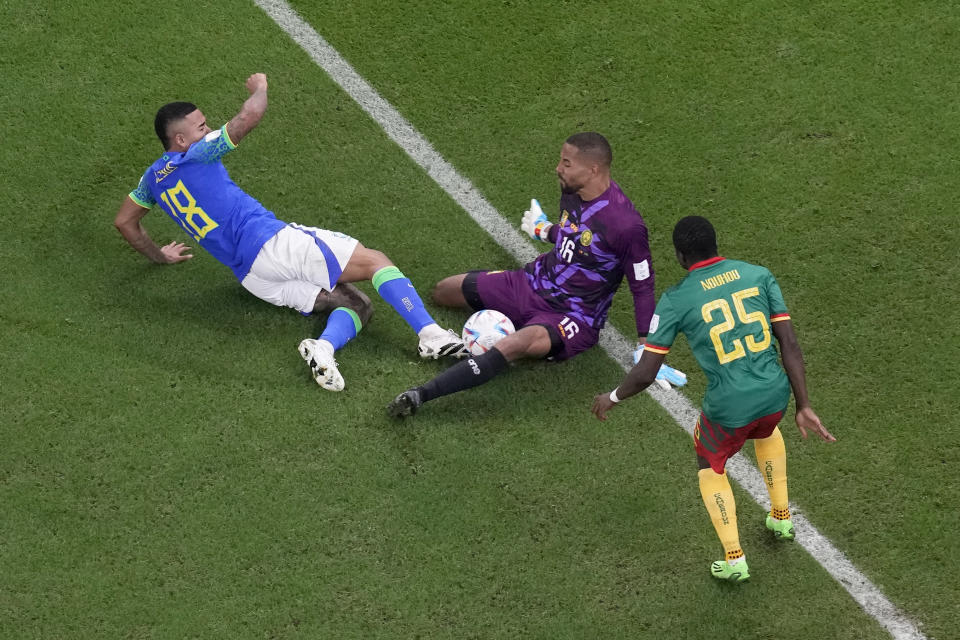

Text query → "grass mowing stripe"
[252,1,925,638]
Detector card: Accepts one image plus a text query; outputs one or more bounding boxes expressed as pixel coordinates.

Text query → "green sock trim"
[372,266,404,292]
[334,306,362,332]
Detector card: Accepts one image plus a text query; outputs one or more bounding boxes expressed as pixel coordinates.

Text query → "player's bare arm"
[591,349,665,420]
[225,73,268,145]
[772,319,836,442]
[114,196,193,264]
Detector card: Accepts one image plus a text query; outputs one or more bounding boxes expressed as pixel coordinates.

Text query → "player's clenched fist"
[246,73,268,93]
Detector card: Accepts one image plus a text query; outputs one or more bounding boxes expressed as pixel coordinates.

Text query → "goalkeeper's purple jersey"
[524,181,655,335]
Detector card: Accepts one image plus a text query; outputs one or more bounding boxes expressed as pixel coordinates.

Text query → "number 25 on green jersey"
[700,287,771,365]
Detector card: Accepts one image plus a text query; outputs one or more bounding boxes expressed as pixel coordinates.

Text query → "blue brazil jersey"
[129,125,286,280]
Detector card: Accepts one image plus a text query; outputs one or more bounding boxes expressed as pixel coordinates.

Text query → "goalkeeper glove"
[633,344,688,389]
[520,199,552,242]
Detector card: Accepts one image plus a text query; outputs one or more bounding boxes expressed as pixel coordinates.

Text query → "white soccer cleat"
[298,339,344,391]
[418,326,468,359]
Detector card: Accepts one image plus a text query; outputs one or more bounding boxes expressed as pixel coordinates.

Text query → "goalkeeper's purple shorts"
[462,269,598,362]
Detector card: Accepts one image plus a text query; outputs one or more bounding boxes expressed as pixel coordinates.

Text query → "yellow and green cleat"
[710,559,750,583]
[766,515,795,540]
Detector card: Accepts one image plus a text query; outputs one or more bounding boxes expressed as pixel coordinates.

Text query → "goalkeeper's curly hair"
[672,215,718,263]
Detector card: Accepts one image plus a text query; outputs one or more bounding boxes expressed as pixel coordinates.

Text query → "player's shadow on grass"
[107,268,300,332]
[380,357,574,432]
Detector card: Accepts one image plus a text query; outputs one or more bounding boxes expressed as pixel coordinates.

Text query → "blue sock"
[372,266,435,334]
[318,307,362,351]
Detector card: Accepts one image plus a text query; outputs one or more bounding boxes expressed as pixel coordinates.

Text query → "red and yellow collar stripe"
[643,342,671,355]
[688,256,726,271]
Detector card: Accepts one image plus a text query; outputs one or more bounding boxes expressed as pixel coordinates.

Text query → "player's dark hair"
[673,216,718,262]
[565,132,613,168]
[154,101,198,149]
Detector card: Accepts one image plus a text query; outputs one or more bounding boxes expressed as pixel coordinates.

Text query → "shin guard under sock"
[754,427,790,519]
[419,348,509,402]
[698,468,744,562]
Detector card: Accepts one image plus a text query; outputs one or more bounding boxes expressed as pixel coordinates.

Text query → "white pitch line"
[253,2,926,637]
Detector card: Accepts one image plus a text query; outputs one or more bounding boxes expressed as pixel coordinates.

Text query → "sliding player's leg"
[431,273,472,309]
[239,226,350,390]
[387,271,599,418]
[387,324,555,417]
[298,284,372,391]
[339,243,466,359]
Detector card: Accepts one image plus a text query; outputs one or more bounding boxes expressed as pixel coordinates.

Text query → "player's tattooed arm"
[226,73,268,145]
[114,197,193,265]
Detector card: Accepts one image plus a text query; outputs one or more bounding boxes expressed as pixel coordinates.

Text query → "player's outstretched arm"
[114,196,193,264]
[772,319,836,442]
[225,73,268,145]
[592,348,665,420]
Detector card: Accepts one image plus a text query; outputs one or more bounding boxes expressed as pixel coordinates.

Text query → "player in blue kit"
[114,73,466,390]
[388,132,683,417]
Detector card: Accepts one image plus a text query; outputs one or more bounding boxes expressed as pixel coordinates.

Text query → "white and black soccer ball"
[462,309,516,356]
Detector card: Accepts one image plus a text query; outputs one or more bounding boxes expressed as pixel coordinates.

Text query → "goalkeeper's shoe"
[388,388,422,418]
[418,326,468,359]
[710,558,750,583]
[298,339,344,391]
[766,515,795,540]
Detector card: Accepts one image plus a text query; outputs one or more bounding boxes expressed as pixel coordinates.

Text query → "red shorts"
[462,269,599,361]
[694,409,785,474]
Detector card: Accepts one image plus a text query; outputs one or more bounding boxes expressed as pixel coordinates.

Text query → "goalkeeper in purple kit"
[113,73,466,391]
[388,132,682,417]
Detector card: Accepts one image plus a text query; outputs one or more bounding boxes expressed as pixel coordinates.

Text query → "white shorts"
[241,223,359,313]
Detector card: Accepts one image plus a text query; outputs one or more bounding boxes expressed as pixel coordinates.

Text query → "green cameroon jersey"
[644,257,792,427]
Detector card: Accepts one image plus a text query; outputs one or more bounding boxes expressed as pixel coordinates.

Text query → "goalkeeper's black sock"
[418,348,509,402]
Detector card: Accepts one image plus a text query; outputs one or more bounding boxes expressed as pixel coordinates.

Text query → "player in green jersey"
[592,215,835,583]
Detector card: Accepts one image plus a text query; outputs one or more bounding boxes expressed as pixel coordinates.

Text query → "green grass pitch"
[1,0,957,638]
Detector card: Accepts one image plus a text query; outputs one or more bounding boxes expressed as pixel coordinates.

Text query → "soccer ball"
[462,309,516,356]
